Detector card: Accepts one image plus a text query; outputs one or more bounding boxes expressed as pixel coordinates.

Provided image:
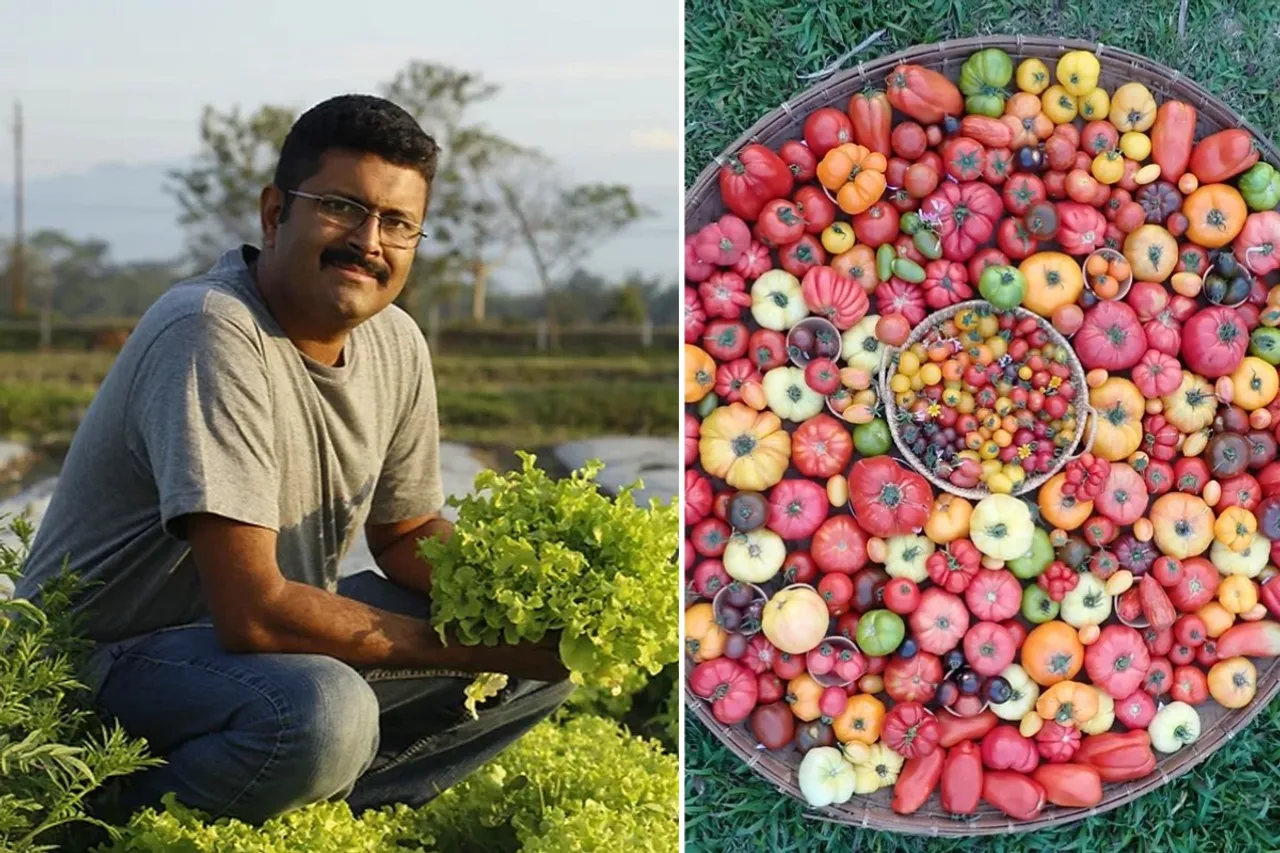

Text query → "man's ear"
[260,185,285,248]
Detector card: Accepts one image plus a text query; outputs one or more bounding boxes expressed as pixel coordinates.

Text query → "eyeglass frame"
[285,190,429,248]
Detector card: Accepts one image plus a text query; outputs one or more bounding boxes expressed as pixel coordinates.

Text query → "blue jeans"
[88,570,575,825]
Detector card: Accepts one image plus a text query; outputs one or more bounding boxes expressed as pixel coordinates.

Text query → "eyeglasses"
[287,190,428,249]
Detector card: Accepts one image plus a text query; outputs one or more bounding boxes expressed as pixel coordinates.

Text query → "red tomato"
[1170,664,1209,704]
[1044,170,1068,200]
[1002,174,1046,216]
[983,147,1014,185]
[963,621,1017,677]
[886,156,912,188]
[690,658,758,725]
[968,247,1011,283]
[904,163,940,199]
[942,137,987,181]
[892,121,928,159]
[1066,169,1100,204]
[997,217,1039,260]
[779,139,817,182]
[779,235,826,278]
[782,550,818,585]
[851,201,901,248]
[818,571,855,615]
[718,143,794,221]
[883,577,921,614]
[964,569,1023,622]
[810,515,869,575]
[803,107,854,158]
[883,651,943,703]
[756,199,806,244]
[794,185,836,235]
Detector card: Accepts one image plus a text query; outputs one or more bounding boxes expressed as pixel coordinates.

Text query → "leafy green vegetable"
[420,453,679,690]
[98,715,678,853]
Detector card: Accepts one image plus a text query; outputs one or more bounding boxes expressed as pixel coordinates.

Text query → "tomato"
[852,201,901,248]
[892,121,929,159]
[922,181,1003,262]
[1003,174,1046,216]
[803,107,855,158]
[884,651,943,703]
[886,157,912,189]
[794,185,836,235]
[983,147,1014,185]
[750,701,796,749]
[997,217,1039,260]
[963,621,1018,676]
[756,199,806,244]
[811,515,869,575]
[718,143,794,221]
[904,163,940,199]
[883,577,922,614]
[748,328,788,371]
[818,572,855,615]
[779,235,826,278]
[942,137,987,181]
[779,139,817,182]
[690,658,758,724]
[969,247,1011,283]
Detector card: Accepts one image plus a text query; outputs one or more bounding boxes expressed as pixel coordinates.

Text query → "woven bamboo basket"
[878,300,1097,500]
[686,35,1280,836]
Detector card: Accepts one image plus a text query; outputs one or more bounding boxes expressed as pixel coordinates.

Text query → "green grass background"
[684,1,1280,850]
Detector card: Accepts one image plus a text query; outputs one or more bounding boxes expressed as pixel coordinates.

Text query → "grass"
[684,1,1280,848]
[685,0,1280,186]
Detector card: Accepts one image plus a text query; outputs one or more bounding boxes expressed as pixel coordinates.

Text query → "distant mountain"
[0,160,678,285]
[0,161,187,264]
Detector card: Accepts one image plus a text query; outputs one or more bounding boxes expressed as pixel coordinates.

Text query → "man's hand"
[485,633,570,682]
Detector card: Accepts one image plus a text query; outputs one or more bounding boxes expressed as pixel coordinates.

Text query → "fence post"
[641,318,653,349]
[535,319,548,352]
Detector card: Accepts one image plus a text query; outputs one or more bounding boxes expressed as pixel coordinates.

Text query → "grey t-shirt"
[15,245,445,697]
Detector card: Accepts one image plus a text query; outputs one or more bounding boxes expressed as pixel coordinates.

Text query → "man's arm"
[187,513,563,679]
[364,512,453,598]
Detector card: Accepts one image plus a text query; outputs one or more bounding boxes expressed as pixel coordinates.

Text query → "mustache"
[320,247,390,284]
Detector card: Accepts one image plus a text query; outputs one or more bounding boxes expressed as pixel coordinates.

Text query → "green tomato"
[696,391,720,418]
[855,609,905,656]
[1007,527,1054,579]
[1021,584,1060,624]
[965,94,1006,118]
[900,212,924,235]
[979,265,1027,311]
[959,48,1014,95]
[853,418,892,456]
[914,229,943,260]
[877,244,897,282]
[892,257,926,284]
[1250,327,1280,365]
[1239,162,1280,212]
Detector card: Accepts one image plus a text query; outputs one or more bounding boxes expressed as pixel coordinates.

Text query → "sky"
[0,0,681,288]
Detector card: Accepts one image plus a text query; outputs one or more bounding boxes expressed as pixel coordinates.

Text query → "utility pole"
[12,100,25,317]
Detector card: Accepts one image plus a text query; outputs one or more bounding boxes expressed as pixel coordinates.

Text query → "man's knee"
[227,658,381,820]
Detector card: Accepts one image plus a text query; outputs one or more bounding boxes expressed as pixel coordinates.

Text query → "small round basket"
[878,300,1097,500]
[686,33,1280,837]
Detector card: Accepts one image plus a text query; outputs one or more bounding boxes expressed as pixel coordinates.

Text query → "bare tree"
[499,178,647,348]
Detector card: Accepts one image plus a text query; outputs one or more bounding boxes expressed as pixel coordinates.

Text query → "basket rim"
[684,32,1280,836]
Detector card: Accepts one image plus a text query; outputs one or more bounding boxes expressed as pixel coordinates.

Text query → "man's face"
[261,149,428,329]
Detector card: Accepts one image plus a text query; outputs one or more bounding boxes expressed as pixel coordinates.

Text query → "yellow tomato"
[1042,85,1078,124]
[890,373,911,394]
[919,363,942,386]
[987,336,1008,359]
[1092,150,1126,185]
[1077,88,1110,122]
[1005,464,1026,486]
[1017,58,1051,94]
[976,314,999,338]
[821,222,856,254]
[898,351,921,376]
[979,440,1001,460]
[1219,575,1259,615]
[987,472,1013,494]
[1057,50,1101,96]
[1120,131,1152,161]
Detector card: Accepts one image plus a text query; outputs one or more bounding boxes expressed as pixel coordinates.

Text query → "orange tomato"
[1086,254,1109,276]
[1108,257,1131,281]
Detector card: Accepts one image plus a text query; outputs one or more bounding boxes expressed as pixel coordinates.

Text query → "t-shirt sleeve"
[367,332,445,525]
[127,313,280,539]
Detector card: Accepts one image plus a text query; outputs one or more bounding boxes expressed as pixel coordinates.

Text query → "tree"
[379,63,531,323]
[499,178,648,348]
[168,105,296,268]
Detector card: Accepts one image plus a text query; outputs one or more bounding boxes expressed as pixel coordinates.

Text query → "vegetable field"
[685,2,1280,850]
[0,351,678,449]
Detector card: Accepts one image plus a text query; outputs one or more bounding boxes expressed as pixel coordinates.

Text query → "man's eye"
[322,198,361,216]
[384,219,417,236]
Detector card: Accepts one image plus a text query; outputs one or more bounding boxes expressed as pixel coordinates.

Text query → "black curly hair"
[274,94,439,218]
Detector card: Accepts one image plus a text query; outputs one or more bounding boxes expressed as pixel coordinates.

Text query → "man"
[15,94,572,825]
